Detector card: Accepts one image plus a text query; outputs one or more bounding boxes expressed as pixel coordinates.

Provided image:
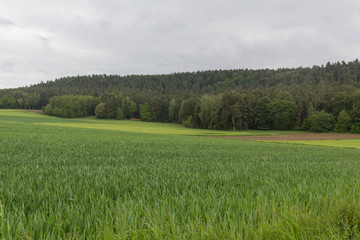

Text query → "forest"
[1,60,360,132]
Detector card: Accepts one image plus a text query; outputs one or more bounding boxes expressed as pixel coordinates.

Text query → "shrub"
[301,117,312,131]
[44,104,53,115]
[351,124,360,133]
[334,110,352,132]
[53,107,62,117]
[95,103,107,119]
[309,110,335,132]
[183,116,193,128]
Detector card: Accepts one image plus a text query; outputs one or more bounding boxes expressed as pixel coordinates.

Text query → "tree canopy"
[2,60,360,132]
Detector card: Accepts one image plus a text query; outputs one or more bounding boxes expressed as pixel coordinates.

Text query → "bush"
[53,107,62,117]
[44,104,54,115]
[62,104,74,118]
[183,116,193,128]
[301,117,312,131]
[334,110,352,132]
[309,110,335,132]
[95,103,107,119]
[351,124,360,133]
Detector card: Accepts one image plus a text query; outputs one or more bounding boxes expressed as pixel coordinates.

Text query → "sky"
[1,0,360,89]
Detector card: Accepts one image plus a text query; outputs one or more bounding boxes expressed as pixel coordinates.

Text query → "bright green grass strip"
[0,109,296,136]
[35,121,293,136]
[276,138,360,149]
[0,109,47,118]
[77,117,298,136]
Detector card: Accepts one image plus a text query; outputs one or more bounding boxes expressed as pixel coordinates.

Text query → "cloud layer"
[1,0,360,88]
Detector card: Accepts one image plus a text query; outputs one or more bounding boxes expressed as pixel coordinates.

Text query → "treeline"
[1,59,360,109]
[2,59,360,132]
[84,88,360,133]
[0,92,40,109]
[44,95,100,118]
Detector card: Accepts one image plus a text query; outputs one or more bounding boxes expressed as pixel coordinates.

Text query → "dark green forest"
[1,60,360,132]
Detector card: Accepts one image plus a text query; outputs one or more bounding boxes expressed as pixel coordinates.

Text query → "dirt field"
[217,133,360,141]
[18,109,44,114]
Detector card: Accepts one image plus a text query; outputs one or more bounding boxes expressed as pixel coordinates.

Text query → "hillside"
[1,60,360,131]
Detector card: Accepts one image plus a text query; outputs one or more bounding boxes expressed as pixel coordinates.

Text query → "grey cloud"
[0,16,15,26]
[35,34,51,48]
[0,60,16,73]
[1,0,360,88]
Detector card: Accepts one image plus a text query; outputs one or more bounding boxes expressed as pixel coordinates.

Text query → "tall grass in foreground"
[1,116,360,238]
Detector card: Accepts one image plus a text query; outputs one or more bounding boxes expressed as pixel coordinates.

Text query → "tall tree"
[168,98,177,123]
[334,110,352,132]
[140,103,151,121]
[253,96,272,129]
[199,94,221,129]
[268,91,297,130]
[0,95,16,109]
[122,96,136,119]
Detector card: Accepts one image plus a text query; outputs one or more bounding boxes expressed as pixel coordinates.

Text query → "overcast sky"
[1,0,360,89]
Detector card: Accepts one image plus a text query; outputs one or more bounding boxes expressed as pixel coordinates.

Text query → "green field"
[0,110,297,136]
[1,110,360,239]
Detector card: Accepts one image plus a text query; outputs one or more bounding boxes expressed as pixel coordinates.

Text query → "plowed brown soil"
[18,109,44,114]
[216,133,360,141]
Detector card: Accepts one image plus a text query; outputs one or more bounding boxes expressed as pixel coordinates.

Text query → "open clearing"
[1,110,360,239]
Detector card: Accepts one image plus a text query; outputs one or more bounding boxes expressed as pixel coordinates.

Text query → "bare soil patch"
[217,133,360,141]
[18,109,44,114]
